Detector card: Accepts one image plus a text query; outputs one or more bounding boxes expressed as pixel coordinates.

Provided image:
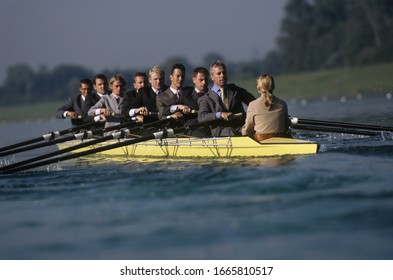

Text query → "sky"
[0,0,288,83]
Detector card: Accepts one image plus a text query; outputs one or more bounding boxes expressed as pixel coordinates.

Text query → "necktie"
[198,91,204,97]
[220,88,228,108]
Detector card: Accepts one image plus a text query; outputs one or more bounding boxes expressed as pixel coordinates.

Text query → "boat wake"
[295,131,393,156]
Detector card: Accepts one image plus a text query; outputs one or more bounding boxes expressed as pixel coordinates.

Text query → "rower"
[241,74,292,141]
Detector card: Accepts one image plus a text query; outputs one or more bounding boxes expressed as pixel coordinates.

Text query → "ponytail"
[256,74,275,109]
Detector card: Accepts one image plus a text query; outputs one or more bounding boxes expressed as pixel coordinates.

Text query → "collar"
[170,86,181,95]
[211,85,225,95]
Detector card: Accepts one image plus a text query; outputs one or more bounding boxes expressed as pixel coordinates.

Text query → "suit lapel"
[76,95,83,113]
[207,90,225,110]
[226,87,235,109]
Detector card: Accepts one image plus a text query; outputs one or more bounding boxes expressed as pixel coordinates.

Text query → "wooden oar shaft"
[291,117,393,132]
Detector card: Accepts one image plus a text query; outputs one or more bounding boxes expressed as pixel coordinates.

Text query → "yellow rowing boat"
[57,136,319,158]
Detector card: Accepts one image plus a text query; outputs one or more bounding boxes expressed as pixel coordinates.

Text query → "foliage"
[277,0,393,73]
[238,62,393,100]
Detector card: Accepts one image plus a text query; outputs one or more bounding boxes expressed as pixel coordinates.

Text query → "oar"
[0,118,174,173]
[291,117,393,132]
[290,124,380,136]
[0,120,139,157]
[0,120,104,153]
[1,116,231,174]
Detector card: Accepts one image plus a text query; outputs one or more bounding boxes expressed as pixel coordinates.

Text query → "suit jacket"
[120,89,138,121]
[179,88,210,137]
[178,88,200,111]
[156,87,180,120]
[121,86,161,123]
[55,94,85,127]
[198,83,255,136]
[82,92,106,123]
[88,94,123,131]
[242,96,289,135]
[156,86,196,119]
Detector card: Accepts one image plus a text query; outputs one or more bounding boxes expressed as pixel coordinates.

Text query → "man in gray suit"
[156,63,193,120]
[198,60,255,137]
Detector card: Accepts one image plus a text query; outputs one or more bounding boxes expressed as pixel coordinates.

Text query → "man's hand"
[170,111,184,120]
[177,105,191,114]
[66,111,79,119]
[100,108,112,116]
[136,107,149,116]
[135,115,144,123]
[220,112,233,121]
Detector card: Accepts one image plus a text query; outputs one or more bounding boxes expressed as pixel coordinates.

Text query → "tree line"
[1,0,392,106]
[276,0,393,73]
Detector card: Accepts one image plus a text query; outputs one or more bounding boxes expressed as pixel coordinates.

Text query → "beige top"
[241,96,288,135]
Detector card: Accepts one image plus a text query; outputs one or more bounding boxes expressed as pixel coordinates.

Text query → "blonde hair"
[109,74,127,91]
[149,65,165,78]
[256,74,275,108]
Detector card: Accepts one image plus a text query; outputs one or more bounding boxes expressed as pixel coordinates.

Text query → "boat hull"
[57,136,319,158]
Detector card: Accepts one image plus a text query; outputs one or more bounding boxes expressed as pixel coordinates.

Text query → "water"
[1,93,393,260]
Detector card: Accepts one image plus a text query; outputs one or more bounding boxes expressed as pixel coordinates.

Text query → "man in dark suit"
[55,78,93,128]
[82,74,109,123]
[121,72,148,122]
[179,67,209,110]
[121,65,167,124]
[198,60,255,137]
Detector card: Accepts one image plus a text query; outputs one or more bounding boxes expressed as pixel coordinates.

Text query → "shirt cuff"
[170,105,178,113]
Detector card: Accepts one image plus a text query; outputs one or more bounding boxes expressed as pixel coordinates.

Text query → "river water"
[1,93,393,259]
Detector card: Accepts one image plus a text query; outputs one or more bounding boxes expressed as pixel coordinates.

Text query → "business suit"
[88,93,123,130]
[121,86,162,123]
[156,86,197,119]
[78,92,107,135]
[178,88,200,111]
[198,83,255,136]
[179,88,210,137]
[156,87,181,120]
[120,89,138,121]
[55,94,85,127]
